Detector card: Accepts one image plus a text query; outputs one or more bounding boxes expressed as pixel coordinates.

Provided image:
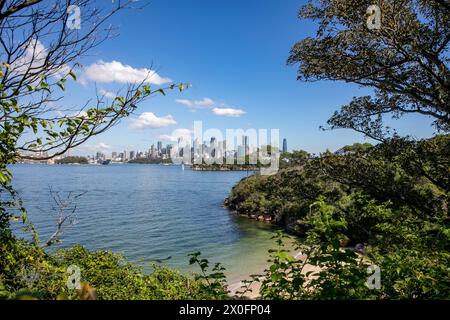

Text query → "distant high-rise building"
[112,152,117,159]
[166,144,173,158]
[243,135,249,156]
[193,138,200,157]
[129,151,135,160]
[95,152,104,161]
[237,145,245,159]
[157,141,162,152]
[283,138,287,153]
[149,145,155,158]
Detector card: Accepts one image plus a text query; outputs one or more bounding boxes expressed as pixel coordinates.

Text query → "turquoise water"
[10,164,281,282]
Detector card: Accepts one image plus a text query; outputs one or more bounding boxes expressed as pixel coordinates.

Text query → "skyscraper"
[166,144,173,158]
[243,135,249,156]
[157,141,162,152]
[282,138,287,153]
[148,145,154,158]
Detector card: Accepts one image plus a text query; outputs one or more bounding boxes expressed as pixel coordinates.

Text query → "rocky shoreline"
[223,197,303,236]
[192,164,260,171]
[223,198,274,224]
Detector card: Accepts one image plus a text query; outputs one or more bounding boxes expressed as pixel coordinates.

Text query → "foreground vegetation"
[0,231,228,299]
[228,135,450,299]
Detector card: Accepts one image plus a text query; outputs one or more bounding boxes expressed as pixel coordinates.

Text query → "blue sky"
[59,0,435,156]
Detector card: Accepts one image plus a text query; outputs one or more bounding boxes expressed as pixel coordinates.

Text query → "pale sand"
[227,251,321,299]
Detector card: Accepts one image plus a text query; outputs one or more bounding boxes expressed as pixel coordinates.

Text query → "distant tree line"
[55,156,88,164]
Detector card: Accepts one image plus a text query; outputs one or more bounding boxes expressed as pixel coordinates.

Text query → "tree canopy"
[288,0,450,140]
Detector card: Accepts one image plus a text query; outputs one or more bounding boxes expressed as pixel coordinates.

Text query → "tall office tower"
[166,144,173,158]
[112,152,117,160]
[283,138,287,153]
[243,135,249,156]
[220,140,226,154]
[202,142,208,157]
[129,151,135,160]
[237,145,245,159]
[157,141,162,152]
[123,150,127,161]
[193,138,200,157]
[150,144,155,158]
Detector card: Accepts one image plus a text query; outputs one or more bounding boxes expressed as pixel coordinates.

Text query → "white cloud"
[158,128,192,142]
[212,107,246,117]
[175,97,246,117]
[175,97,214,110]
[98,142,112,150]
[99,89,116,99]
[194,97,215,107]
[83,60,171,85]
[130,112,176,130]
[175,99,193,107]
[12,39,70,78]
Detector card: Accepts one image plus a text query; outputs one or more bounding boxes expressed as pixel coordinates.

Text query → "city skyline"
[38,0,435,158]
[86,136,289,163]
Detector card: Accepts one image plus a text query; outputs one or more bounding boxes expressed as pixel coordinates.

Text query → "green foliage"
[188,252,229,299]
[342,143,373,154]
[128,157,172,164]
[230,135,450,299]
[53,245,222,300]
[0,239,227,300]
[280,149,310,169]
[259,201,372,300]
[288,0,450,136]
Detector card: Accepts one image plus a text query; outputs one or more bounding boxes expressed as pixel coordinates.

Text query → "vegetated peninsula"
[128,158,172,164]
[55,156,88,164]
[225,135,449,298]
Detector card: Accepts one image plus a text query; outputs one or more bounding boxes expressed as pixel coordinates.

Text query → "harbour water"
[10,164,284,283]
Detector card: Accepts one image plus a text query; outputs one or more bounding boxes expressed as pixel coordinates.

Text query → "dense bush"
[0,237,227,300]
[228,136,450,299]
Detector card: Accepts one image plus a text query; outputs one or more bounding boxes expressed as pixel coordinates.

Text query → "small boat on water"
[101,159,111,165]
[181,163,185,171]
